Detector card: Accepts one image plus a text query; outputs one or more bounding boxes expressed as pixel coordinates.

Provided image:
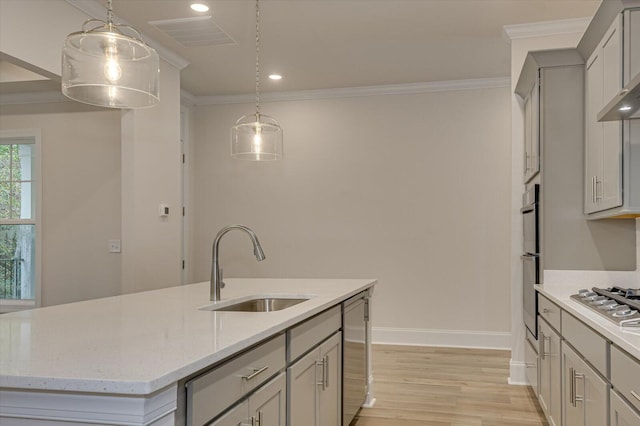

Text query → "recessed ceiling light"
[619,105,632,111]
[269,74,283,80]
[190,3,209,12]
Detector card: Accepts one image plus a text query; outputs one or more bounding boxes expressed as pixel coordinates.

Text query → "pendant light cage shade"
[231,114,283,161]
[62,24,160,109]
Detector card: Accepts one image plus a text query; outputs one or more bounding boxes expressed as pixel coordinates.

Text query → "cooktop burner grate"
[570,286,640,328]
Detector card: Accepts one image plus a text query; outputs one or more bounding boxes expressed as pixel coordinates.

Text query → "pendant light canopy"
[231,0,283,161]
[61,0,159,109]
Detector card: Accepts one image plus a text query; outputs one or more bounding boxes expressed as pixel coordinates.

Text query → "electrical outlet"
[108,240,121,253]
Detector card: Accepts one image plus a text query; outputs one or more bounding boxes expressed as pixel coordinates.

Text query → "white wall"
[0,109,122,306]
[192,86,512,347]
[120,60,183,294]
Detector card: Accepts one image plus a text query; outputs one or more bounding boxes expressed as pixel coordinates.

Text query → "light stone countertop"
[535,280,640,359]
[0,278,376,395]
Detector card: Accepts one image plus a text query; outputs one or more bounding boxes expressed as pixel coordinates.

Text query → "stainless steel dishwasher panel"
[342,293,367,425]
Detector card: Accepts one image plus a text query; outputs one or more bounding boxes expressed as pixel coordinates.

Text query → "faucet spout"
[211,225,265,302]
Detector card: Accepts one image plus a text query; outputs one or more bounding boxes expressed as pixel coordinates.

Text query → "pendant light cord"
[255,0,261,119]
[106,0,114,30]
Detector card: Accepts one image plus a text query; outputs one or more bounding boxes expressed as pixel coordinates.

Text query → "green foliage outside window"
[0,144,23,298]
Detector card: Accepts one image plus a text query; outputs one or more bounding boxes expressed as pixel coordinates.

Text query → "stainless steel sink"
[201,297,309,312]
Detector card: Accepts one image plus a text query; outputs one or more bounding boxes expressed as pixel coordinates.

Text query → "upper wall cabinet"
[581,5,640,219]
[523,77,540,183]
[584,17,623,215]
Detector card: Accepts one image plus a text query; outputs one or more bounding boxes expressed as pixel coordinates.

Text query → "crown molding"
[0,91,70,106]
[195,76,511,106]
[64,0,190,71]
[180,90,197,107]
[502,17,592,44]
[2,77,510,107]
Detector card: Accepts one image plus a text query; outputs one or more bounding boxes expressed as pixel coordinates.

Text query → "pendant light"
[231,0,283,161]
[61,0,160,109]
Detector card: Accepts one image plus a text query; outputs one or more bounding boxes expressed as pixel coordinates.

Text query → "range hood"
[598,72,640,121]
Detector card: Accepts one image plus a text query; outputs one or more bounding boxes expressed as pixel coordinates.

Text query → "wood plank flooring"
[352,345,548,426]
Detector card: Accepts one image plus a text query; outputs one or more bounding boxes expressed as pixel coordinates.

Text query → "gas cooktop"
[570,286,640,328]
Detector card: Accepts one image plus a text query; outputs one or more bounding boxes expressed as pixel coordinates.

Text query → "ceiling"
[106,0,601,96]
[1,0,602,98]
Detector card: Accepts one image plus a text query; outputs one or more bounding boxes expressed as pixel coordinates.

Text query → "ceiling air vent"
[148,16,236,48]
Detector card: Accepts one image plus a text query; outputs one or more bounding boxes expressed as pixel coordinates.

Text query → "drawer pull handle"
[242,365,269,381]
[542,308,550,314]
[631,390,640,402]
[316,359,326,391]
[324,355,330,389]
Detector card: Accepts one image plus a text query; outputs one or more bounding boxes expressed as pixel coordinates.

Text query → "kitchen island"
[0,278,376,425]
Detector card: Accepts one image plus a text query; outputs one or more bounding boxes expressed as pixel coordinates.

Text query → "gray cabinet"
[562,343,609,426]
[585,17,623,214]
[523,78,540,183]
[288,332,342,426]
[210,373,286,426]
[186,335,286,426]
[610,390,640,426]
[250,373,287,426]
[538,317,561,426]
[583,7,640,219]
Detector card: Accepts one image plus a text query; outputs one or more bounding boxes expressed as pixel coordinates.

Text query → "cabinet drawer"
[288,305,341,362]
[611,346,640,413]
[561,311,608,376]
[186,334,286,426]
[538,294,561,331]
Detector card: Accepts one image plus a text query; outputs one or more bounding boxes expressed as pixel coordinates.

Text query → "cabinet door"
[563,343,609,426]
[288,348,320,426]
[318,332,342,426]
[601,16,623,211]
[563,343,585,426]
[583,360,609,426]
[524,81,540,183]
[611,390,640,426]
[250,373,286,426]
[209,401,250,426]
[539,318,561,426]
[585,51,603,214]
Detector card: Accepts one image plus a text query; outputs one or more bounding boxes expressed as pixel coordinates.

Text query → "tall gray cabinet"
[516,49,636,274]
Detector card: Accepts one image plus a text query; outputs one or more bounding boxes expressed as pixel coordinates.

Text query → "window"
[0,130,40,311]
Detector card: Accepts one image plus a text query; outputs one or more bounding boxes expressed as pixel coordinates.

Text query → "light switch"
[108,240,121,253]
[159,204,170,217]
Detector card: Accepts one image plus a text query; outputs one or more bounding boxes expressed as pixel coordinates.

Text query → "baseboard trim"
[508,360,529,386]
[372,327,511,350]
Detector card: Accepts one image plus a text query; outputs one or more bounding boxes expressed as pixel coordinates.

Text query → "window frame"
[0,129,41,312]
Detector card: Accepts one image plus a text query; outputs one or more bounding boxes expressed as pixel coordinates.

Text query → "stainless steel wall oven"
[522,184,540,340]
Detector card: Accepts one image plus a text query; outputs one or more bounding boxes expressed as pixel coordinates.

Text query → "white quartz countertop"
[0,278,376,395]
[535,281,640,359]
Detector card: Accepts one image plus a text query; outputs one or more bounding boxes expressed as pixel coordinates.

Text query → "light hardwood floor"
[353,345,548,426]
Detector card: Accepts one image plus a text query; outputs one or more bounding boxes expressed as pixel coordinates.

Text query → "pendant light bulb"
[253,125,263,154]
[230,0,283,161]
[104,58,122,82]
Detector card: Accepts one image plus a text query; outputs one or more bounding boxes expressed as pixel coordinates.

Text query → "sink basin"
[201,297,309,312]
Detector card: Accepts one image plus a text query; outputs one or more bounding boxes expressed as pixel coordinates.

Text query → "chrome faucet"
[211,225,265,302]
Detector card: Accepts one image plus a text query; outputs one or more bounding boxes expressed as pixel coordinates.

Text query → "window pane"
[13,182,33,220]
[0,224,35,300]
[0,145,10,177]
[17,144,34,181]
[0,182,10,220]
